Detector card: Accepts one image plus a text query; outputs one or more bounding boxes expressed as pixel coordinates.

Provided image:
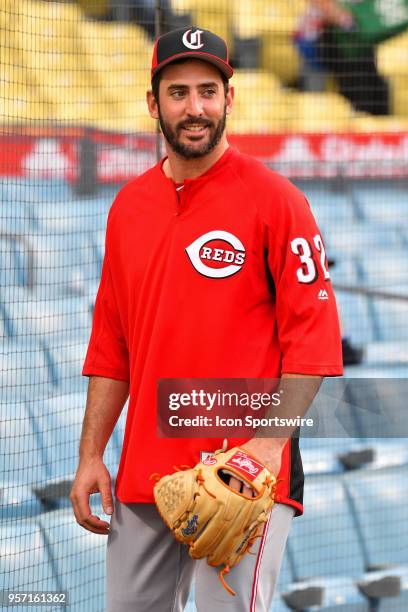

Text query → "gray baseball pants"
[106,499,294,612]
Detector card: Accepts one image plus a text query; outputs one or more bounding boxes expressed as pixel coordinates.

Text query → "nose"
[185,91,203,117]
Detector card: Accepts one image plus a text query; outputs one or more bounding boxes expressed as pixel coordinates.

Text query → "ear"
[147,90,159,120]
[225,85,234,116]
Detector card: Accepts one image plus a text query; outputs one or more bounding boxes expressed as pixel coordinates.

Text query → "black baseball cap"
[151,27,233,82]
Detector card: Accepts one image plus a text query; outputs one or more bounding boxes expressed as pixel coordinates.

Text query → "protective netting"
[1,1,408,610]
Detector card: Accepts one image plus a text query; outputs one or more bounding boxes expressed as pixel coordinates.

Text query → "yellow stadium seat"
[233,0,305,38]
[261,37,301,83]
[79,22,152,102]
[171,0,233,45]
[232,0,304,83]
[378,31,408,78]
[350,114,408,132]
[228,72,291,133]
[288,92,352,132]
[390,76,408,117]
[77,0,111,19]
[0,86,51,124]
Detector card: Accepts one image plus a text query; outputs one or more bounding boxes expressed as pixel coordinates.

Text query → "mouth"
[180,124,210,137]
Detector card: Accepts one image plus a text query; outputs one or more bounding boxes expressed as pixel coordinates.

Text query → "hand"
[70,457,113,535]
[228,439,285,496]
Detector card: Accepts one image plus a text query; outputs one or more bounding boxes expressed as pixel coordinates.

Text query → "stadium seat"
[3,292,92,343]
[0,339,54,400]
[288,93,352,132]
[305,191,354,231]
[371,292,408,342]
[34,230,100,294]
[325,221,403,256]
[172,0,233,47]
[232,0,304,82]
[377,31,408,78]
[0,481,43,520]
[351,182,408,224]
[228,71,289,133]
[0,520,59,594]
[357,250,408,291]
[335,291,376,344]
[0,399,47,486]
[342,377,406,438]
[34,198,110,235]
[28,393,120,505]
[349,114,408,132]
[46,339,89,394]
[345,467,408,610]
[286,475,400,610]
[0,236,30,287]
[38,509,106,611]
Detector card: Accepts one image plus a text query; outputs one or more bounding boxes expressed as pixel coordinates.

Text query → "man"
[71,27,343,611]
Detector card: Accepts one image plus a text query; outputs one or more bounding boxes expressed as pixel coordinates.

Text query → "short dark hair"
[151,58,229,102]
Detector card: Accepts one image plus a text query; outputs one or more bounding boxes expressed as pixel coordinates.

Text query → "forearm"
[243,374,323,473]
[79,375,130,461]
[260,373,323,446]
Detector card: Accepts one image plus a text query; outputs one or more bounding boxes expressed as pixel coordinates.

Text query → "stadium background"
[1,1,408,610]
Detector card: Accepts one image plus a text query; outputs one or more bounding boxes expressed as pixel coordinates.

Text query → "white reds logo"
[185,230,246,279]
[182,29,204,50]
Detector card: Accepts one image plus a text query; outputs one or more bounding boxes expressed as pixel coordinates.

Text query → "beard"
[157,103,227,159]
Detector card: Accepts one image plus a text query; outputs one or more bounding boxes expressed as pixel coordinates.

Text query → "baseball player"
[70,27,343,612]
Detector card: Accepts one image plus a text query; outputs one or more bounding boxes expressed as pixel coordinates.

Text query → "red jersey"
[83,147,343,515]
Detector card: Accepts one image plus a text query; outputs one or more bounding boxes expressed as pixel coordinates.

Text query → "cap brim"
[152,51,233,80]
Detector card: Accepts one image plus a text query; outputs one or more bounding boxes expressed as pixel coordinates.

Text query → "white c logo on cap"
[182,29,204,50]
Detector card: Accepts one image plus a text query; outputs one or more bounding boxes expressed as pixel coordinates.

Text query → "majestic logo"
[186,230,246,279]
[181,514,199,537]
[225,451,264,481]
[318,289,329,300]
[182,29,204,50]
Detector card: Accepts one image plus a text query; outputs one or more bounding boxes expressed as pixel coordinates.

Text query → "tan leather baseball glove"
[152,446,276,595]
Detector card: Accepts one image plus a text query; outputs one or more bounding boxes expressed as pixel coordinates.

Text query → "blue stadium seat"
[2,292,92,345]
[371,293,408,342]
[0,400,48,486]
[28,393,120,484]
[335,291,376,344]
[0,481,43,519]
[330,258,359,286]
[286,476,373,610]
[28,232,100,296]
[293,181,356,227]
[345,467,408,611]
[357,251,408,291]
[341,377,406,438]
[351,182,408,225]
[46,338,90,393]
[0,340,54,400]
[0,200,37,233]
[0,236,32,287]
[325,222,403,257]
[345,467,408,568]
[0,520,59,595]
[38,509,106,611]
[35,197,110,234]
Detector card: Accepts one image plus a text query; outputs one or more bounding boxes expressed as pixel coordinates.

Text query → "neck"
[162,136,229,183]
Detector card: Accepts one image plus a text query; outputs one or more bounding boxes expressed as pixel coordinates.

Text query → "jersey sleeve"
[265,179,343,376]
[82,234,130,382]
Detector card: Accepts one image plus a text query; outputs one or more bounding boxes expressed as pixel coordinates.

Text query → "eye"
[170,90,186,99]
[202,89,216,97]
